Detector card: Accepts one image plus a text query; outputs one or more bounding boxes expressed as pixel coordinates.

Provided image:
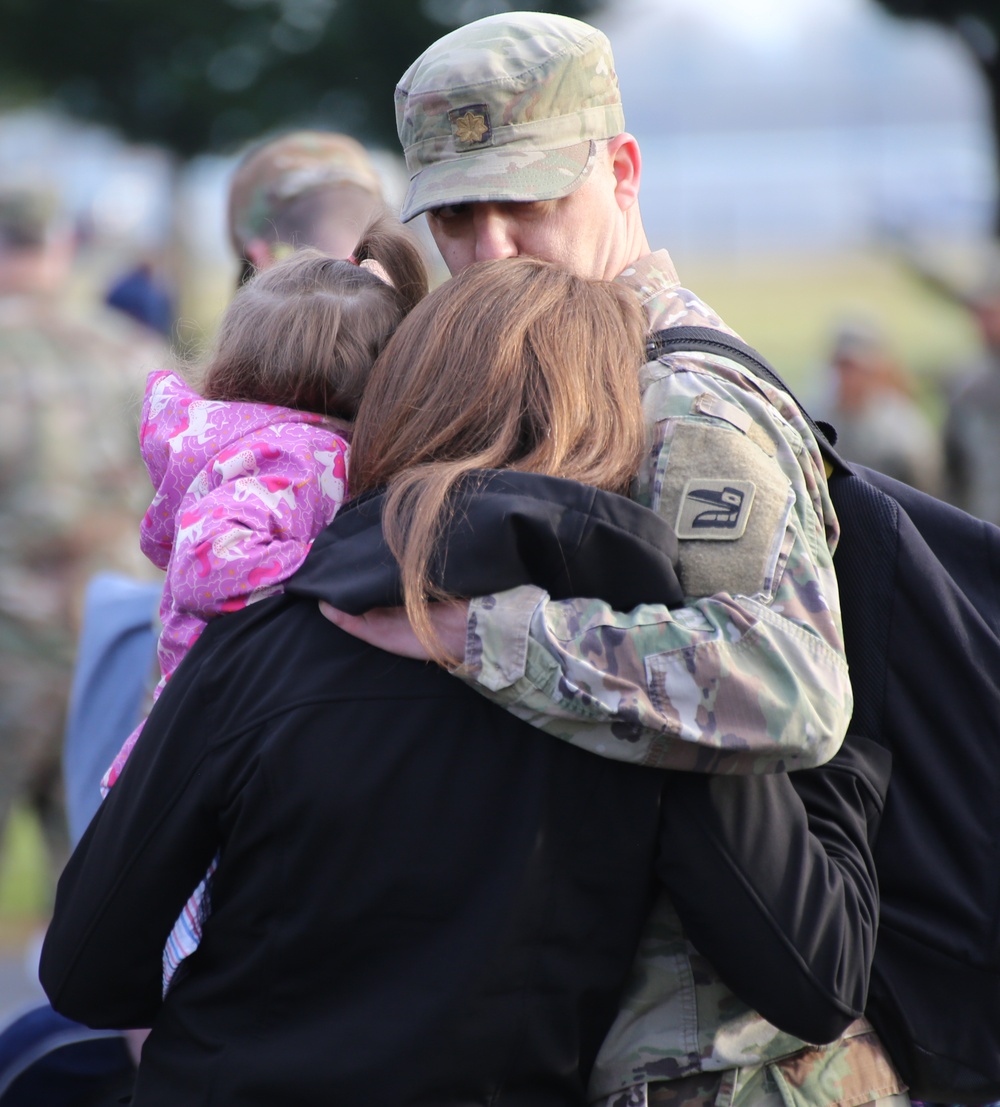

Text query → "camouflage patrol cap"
[0,189,61,249]
[395,11,624,223]
[227,130,384,253]
[830,318,887,364]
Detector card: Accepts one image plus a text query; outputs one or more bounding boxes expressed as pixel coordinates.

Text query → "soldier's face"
[425,149,626,281]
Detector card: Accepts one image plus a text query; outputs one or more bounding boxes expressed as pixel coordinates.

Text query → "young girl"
[102,215,428,989]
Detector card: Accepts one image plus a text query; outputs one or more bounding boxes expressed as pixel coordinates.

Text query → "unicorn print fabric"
[139,367,349,688]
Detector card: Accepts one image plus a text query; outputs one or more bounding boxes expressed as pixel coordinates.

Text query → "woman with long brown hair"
[41,257,883,1107]
[347,252,649,664]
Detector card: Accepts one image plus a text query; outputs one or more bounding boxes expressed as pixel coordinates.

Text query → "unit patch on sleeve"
[676,479,756,540]
[658,421,792,599]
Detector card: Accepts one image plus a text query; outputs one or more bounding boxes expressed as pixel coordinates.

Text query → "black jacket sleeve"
[39,666,232,1028]
[656,731,891,1045]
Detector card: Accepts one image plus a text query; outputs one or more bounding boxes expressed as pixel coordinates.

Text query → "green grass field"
[674,246,979,403]
[0,806,53,950]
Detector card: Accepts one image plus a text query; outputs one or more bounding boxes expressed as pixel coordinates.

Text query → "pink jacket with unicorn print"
[140,368,349,686]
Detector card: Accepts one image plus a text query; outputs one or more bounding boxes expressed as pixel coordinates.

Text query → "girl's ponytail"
[351,215,429,315]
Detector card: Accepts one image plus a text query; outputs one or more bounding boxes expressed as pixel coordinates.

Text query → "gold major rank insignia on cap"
[449,104,491,146]
[675,479,756,541]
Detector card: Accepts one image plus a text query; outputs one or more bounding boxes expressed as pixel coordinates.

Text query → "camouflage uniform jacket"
[0,291,166,872]
[455,251,880,1104]
[460,248,851,773]
[0,293,164,637]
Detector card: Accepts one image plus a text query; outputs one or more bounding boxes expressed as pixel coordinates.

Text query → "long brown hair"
[349,256,648,665]
[201,214,428,422]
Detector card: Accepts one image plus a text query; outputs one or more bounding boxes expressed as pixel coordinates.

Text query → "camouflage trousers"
[595,1028,910,1107]
[0,616,73,879]
[597,1076,909,1107]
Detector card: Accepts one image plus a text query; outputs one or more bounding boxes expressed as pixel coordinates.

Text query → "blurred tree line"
[0,0,601,158]
[873,1,999,228]
[0,0,995,226]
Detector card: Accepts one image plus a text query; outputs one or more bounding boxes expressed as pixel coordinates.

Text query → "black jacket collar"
[288,469,685,613]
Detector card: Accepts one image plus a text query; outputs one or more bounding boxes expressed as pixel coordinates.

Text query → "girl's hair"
[200,214,429,421]
[349,256,648,665]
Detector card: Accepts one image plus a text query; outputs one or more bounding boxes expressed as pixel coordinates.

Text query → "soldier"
[942,265,1000,523]
[226,129,386,284]
[321,12,907,1107]
[0,187,164,881]
[822,317,944,495]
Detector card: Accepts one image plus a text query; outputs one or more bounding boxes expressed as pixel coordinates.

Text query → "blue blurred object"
[0,1003,134,1105]
[63,573,161,847]
[104,263,173,338]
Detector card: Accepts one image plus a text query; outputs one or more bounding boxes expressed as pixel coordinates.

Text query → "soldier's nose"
[473,207,518,261]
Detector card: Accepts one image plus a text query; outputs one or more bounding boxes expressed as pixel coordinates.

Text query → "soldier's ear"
[608,134,641,212]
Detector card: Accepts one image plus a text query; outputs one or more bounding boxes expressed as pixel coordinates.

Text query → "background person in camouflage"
[227,129,386,286]
[819,316,943,495]
[0,187,165,883]
[321,12,907,1107]
[941,261,1000,524]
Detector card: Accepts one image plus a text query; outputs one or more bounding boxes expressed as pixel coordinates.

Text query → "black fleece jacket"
[40,471,888,1106]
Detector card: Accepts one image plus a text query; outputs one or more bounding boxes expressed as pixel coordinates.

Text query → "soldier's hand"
[319,600,469,664]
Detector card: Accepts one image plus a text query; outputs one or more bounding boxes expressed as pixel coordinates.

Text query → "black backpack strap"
[647,325,846,473]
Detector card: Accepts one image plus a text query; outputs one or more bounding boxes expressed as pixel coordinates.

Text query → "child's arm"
[170,428,347,620]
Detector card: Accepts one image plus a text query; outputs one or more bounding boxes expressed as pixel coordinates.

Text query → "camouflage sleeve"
[457,354,852,774]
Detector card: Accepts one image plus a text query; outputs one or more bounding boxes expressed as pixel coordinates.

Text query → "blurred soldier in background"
[822,317,944,495]
[942,266,1000,523]
[227,130,386,285]
[0,186,165,881]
